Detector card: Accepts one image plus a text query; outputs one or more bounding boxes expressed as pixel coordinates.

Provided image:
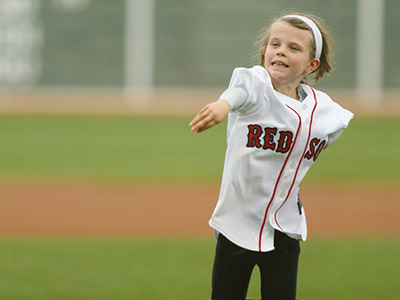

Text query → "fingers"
[193,116,217,133]
[189,104,213,132]
[189,101,229,133]
[189,107,206,128]
[190,112,214,133]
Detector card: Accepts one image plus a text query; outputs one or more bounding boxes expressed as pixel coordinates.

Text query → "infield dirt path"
[0,183,398,238]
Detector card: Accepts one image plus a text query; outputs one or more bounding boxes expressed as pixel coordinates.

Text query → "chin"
[268,72,287,82]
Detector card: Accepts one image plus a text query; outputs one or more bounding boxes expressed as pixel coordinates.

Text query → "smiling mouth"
[272,61,289,68]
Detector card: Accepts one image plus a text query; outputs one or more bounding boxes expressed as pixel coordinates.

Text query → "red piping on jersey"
[257,104,302,252]
[274,88,318,231]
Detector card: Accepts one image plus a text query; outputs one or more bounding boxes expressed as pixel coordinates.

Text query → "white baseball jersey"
[209,66,354,252]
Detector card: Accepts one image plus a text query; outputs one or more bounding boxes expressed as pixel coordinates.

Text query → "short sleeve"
[226,66,270,113]
[326,101,354,147]
[228,68,253,90]
[338,105,354,129]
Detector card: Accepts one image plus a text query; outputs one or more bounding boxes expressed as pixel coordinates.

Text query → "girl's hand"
[189,100,230,133]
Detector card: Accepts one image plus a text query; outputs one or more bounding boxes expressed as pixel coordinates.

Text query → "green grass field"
[0,115,399,184]
[1,115,399,299]
[0,237,399,299]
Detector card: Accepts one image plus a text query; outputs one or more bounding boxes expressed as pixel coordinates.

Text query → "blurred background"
[0,0,398,113]
[0,0,399,299]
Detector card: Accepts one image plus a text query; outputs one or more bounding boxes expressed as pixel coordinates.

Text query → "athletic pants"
[211,230,300,300]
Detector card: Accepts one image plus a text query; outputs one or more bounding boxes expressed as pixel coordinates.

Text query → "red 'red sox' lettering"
[246,125,263,148]
[263,127,277,150]
[276,131,293,153]
[246,125,293,154]
[247,124,327,160]
[304,138,326,161]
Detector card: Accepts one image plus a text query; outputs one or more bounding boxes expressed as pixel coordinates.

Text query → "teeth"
[273,61,288,67]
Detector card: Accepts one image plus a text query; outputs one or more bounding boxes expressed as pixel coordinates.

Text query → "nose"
[277,47,287,56]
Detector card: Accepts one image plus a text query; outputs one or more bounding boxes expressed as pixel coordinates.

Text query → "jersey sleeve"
[325,101,354,147]
[218,87,248,111]
[327,129,344,147]
[226,66,269,113]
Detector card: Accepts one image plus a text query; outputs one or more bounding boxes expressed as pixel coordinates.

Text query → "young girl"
[190,13,353,300]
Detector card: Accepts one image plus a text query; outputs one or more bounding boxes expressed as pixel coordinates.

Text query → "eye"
[290,44,302,51]
[269,40,280,47]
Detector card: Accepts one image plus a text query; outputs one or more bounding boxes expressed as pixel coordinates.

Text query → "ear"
[305,58,321,73]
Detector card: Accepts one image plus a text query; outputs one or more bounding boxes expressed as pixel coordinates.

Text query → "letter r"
[246,124,263,148]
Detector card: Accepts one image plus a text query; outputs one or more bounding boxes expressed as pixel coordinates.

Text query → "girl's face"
[264,21,320,88]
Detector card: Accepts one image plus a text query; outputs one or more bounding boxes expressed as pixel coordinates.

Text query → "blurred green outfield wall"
[1,0,399,91]
[154,0,357,89]
[39,1,125,86]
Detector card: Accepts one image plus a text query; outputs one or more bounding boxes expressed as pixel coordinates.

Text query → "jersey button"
[290,163,296,169]
[302,104,307,110]
[280,192,285,198]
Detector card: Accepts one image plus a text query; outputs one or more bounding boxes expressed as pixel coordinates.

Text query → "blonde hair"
[258,13,335,84]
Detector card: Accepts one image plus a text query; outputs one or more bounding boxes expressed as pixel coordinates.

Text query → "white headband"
[284,15,323,59]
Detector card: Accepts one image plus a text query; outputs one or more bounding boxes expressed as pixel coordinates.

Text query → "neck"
[273,83,299,100]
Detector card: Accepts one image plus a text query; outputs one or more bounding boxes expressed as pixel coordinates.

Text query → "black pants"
[211,230,300,300]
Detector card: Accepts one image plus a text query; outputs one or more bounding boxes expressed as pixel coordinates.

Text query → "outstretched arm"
[189,87,248,133]
[189,100,230,133]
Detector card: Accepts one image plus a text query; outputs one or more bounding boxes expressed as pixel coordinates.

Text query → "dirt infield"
[0,182,398,238]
